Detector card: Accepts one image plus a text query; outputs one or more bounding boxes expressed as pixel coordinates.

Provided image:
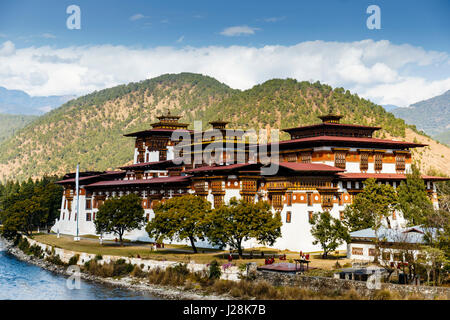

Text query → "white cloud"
[0,39,448,107]
[176,36,184,43]
[0,40,15,56]
[42,33,56,39]
[220,25,260,36]
[130,14,145,21]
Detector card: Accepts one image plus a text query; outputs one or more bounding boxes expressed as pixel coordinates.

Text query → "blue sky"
[1,0,449,50]
[0,0,449,107]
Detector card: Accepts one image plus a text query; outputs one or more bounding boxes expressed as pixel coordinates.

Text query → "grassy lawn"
[32,233,350,268]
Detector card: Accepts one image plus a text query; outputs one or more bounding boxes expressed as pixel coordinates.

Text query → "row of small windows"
[284,151,407,172]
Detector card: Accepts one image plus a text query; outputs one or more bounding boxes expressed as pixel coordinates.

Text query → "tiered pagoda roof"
[124,111,191,137]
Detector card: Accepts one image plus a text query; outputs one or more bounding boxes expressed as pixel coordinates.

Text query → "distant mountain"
[0,86,75,115]
[0,113,37,143]
[392,90,450,137]
[382,104,400,112]
[434,130,450,146]
[0,73,449,181]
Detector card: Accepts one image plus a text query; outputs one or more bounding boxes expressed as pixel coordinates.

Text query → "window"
[395,154,406,172]
[308,211,314,222]
[159,149,167,161]
[86,212,91,221]
[62,212,65,220]
[352,247,363,255]
[339,211,344,221]
[271,194,283,209]
[146,153,149,162]
[360,152,369,171]
[286,193,292,207]
[286,211,292,223]
[214,195,224,208]
[85,198,91,210]
[243,195,254,203]
[93,212,96,221]
[369,248,376,257]
[374,153,383,172]
[285,153,297,162]
[382,252,391,261]
[68,212,71,220]
[301,152,312,164]
[334,152,346,169]
[307,193,313,206]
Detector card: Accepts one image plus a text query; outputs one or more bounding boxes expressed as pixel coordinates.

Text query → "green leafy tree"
[397,164,434,225]
[94,193,145,246]
[206,198,282,258]
[343,178,399,262]
[0,176,62,238]
[2,198,46,236]
[309,211,350,258]
[417,246,448,286]
[343,178,399,232]
[146,195,211,253]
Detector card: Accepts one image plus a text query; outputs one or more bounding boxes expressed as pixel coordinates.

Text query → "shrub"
[208,260,222,280]
[373,289,392,300]
[172,263,190,277]
[95,254,103,261]
[45,254,66,266]
[112,259,134,276]
[18,238,30,252]
[68,254,80,266]
[131,265,147,278]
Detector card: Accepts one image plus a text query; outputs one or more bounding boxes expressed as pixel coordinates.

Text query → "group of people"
[299,251,310,261]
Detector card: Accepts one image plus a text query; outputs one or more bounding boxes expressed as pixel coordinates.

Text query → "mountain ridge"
[0,86,75,115]
[392,90,450,140]
[0,72,449,181]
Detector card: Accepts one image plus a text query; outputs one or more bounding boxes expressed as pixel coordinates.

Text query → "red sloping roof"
[119,159,177,170]
[55,171,126,184]
[55,175,101,184]
[185,163,258,173]
[123,128,192,137]
[338,173,449,181]
[85,175,191,188]
[277,162,344,172]
[283,122,381,132]
[272,135,427,148]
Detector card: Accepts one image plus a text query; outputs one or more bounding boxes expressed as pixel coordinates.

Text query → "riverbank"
[1,236,233,300]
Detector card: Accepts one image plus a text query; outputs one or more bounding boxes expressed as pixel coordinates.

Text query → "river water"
[0,240,158,300]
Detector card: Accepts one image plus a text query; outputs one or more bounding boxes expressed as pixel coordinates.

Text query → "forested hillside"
[0,114,37,143]
[0,73,448,181]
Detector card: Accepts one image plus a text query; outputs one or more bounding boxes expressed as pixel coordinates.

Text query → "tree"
[0,176,63,238]
[417,246,448,286]
[397,164,434,226]
[146,195,211,253]
[309,211,349,258]
[2,197,46,237]
[343,178,398,262]
[94,193,145,246]
[343,178,398,232]
[206,198,282,258]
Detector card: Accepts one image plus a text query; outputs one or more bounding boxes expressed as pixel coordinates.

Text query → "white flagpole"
[74,163,80,241]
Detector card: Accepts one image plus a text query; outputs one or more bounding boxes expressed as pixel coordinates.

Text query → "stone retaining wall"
[24,236,241,281]
[255,270,450,299]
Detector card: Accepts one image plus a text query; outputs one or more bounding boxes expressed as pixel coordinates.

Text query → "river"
[0,239,158,300]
